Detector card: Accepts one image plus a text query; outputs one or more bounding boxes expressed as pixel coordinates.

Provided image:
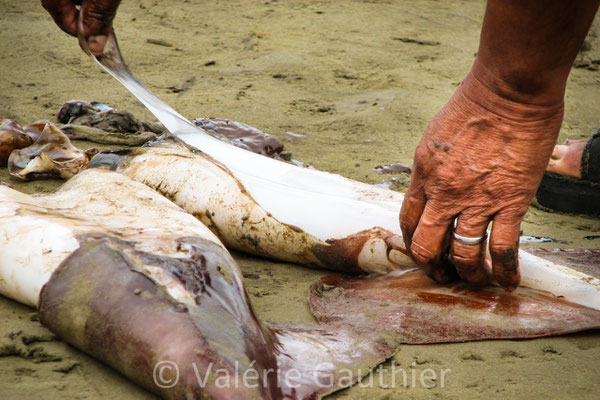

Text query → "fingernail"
[497,270,521,291]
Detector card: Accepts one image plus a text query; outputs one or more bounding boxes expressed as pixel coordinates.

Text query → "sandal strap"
[581,128,600,183]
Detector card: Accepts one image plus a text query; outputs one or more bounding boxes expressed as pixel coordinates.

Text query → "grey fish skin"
[38,234,401,400]
[525,248,600,278]
[39,235,280,400]
[192,117,286,159]
[56,99,163,145]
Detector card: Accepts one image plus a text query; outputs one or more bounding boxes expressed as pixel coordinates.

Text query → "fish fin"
[309,270,600,344]
[269,322,400,399]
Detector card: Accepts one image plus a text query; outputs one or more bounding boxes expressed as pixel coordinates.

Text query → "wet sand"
[1,1,599,399]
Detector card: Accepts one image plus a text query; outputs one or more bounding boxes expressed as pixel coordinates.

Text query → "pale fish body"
[0,168,398,399]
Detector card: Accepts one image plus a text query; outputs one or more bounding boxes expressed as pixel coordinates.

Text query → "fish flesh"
[0,168,220,306]
[0,168,398,399]
[87,30,600,310]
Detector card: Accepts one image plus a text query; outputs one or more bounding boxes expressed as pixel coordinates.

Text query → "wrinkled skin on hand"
[41,0,121,56]
[400,68,563,291]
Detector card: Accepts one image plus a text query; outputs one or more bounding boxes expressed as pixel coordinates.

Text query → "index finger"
[409,202,457,283]
[399,184,426,249]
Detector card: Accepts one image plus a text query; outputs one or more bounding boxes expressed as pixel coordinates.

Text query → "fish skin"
[39,235,281,400]
[191,117,286,159]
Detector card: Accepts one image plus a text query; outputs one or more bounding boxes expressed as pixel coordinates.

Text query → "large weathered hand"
[400,65,563,290]
[400,0,599,290]
[41,0,121,56]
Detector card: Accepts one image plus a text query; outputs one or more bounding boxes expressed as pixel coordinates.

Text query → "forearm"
[474,0,599,106]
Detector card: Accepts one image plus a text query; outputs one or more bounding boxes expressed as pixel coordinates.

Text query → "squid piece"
[0,169,397,399]
[309,269,600,343]
[8,122,97,180]
[87,30,600,310]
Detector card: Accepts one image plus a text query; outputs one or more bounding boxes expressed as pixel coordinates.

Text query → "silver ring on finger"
[453,231,488,245]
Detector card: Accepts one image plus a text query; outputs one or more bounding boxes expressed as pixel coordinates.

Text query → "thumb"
[80,0,121,56]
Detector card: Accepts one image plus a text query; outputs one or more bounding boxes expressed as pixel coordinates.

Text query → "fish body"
[0,168,396,399]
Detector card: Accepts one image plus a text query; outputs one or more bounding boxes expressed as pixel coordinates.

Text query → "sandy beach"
[1,1,599,399]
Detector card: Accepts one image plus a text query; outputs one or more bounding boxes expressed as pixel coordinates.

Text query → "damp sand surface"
[1,1,599,399]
